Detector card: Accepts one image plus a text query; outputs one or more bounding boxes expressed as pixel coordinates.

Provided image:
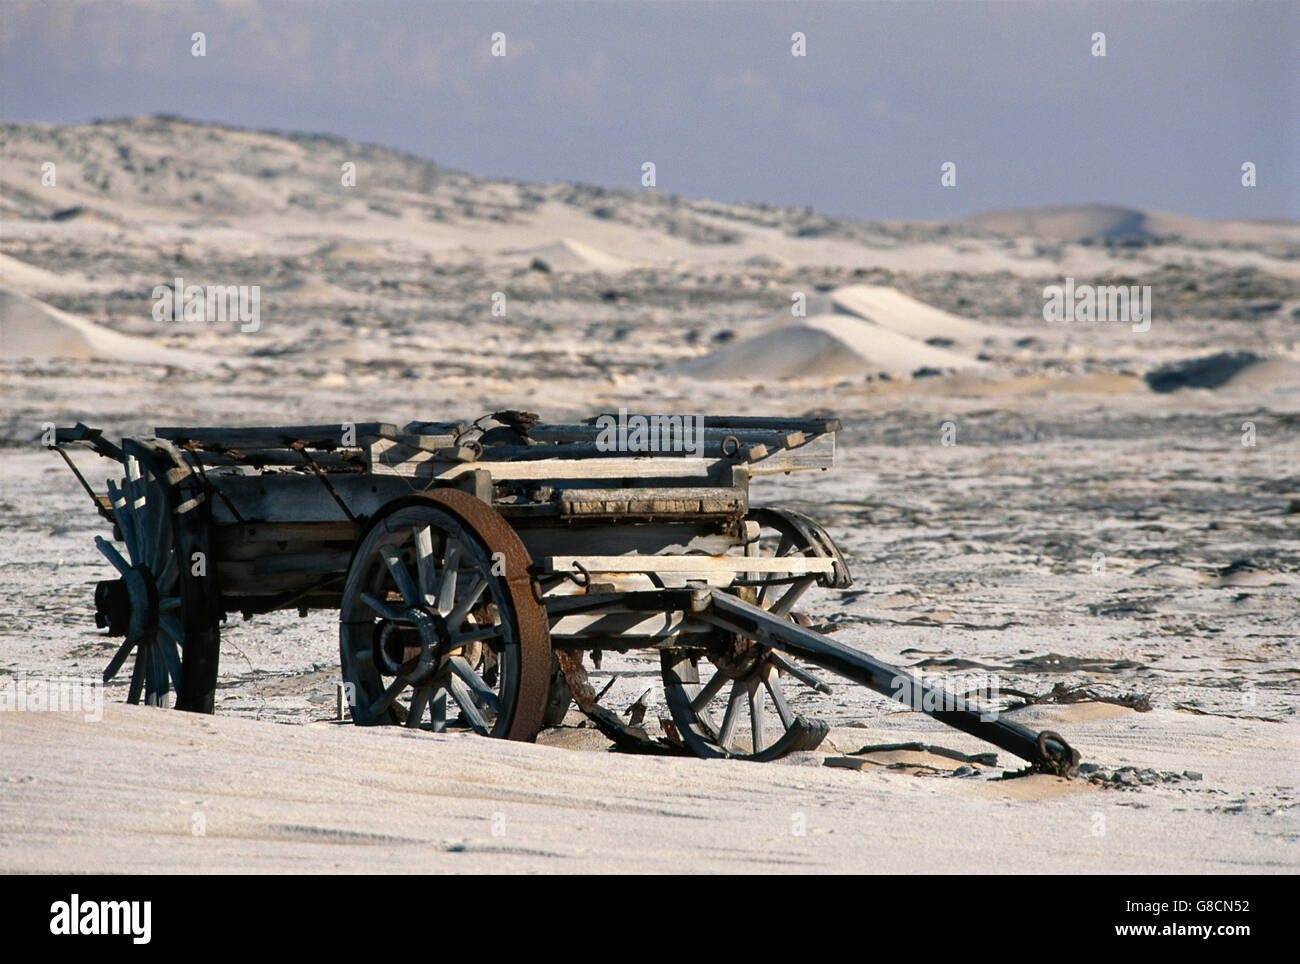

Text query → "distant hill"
[963,204,1295,245]
[2,115,1292,249]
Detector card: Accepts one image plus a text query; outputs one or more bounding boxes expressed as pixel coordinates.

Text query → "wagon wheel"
[93,442,184,707]
[339,490,551,741]
[661,508,846,761]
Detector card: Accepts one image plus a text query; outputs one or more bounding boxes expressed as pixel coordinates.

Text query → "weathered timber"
[182,448,367,470]
[581,414,840,435]
[207,473,418,524]
[555,486,746,517]
[543,554,835,575]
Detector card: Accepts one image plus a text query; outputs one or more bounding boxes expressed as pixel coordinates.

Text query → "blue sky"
[2,0,1295,220]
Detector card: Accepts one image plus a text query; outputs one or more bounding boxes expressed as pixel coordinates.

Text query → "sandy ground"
[1,117,1298,873]
[0,701,1292,874]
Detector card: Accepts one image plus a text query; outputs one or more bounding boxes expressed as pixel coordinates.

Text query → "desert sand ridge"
[0,287,216,369]
[671,284,997,381]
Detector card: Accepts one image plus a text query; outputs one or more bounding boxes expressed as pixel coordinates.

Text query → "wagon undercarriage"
[50,413,1081,776]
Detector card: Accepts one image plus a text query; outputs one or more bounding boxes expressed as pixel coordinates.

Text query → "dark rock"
[1144,351,1262,393]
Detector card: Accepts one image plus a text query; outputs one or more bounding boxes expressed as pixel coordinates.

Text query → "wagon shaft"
[697,589,1081,775]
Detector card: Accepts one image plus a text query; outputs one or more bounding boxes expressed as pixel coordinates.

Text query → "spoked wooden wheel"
[661,508,848,761]
[94,442,184,707]
[339,491,551,741]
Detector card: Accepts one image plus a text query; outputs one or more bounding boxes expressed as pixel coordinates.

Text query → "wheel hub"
[376,605,451,680]
[711,638,768,682]
[96,565,160,642]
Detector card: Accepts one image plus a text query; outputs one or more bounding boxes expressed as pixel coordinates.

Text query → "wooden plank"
[365,431,459,452]
[581,414,841,434]
[475,439,777,461]
[401,420,466,436]
[183,448,366,470]
[555,486,746,517]
[366,439,479,474]
[215,565,344,595]
[542,555,834,575]
[208,473,418,524]
[747,433,834,474]
[369,454,729,483]
[251,549,353,576]
[212,534,354,563]
[549,611,686,638]
[515,523,740,560]
[213,521,356,544]
[528,423,807,446]
[158,423,397,451]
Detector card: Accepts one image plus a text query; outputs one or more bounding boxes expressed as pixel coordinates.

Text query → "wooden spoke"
[369,675,411,716]
[360,591,407,622]
[380,545,420,607]
[447,675,489,735]
[106,479,141,565]
[765,672,794,728]
[407,684,433,729]
[150,641,171,706]
[95,536,132,576]
[449,655,502,714]
[103,637,136,683]
[450,626,502,647]
[445,575,487,628]
[159,614,185,649]
[768,650,832,694]
[689,670,728,714]
[716,682,745,751]
[436,540,461,614]
[749,683,766,751]
[126,641,146,704]
[429,688,448,732]
[414,525,437,605]
[159,633,184,694]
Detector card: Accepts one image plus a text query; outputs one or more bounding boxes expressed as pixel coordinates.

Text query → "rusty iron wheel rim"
[339,491,550,742]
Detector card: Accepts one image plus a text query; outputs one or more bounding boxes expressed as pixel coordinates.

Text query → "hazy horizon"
[2,0,1296,223]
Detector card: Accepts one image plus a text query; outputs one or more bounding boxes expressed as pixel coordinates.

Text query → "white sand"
[0,701,1293,874]
[0,288,216,369]
[509,238,635,273]
[670,309,986,381]
[830,284,1005,345]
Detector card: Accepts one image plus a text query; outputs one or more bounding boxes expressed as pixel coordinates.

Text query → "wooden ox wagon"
[49,412,1079,772]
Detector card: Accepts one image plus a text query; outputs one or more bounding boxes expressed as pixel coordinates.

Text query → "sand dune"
[511,238,634,273]
[269,276,359,302]
[964,204,1300,246]
[830,284,1003,345]
[0,287,215,369]
[671,310,986,381]
[0,252,108,294]
[966,205,1159,243]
